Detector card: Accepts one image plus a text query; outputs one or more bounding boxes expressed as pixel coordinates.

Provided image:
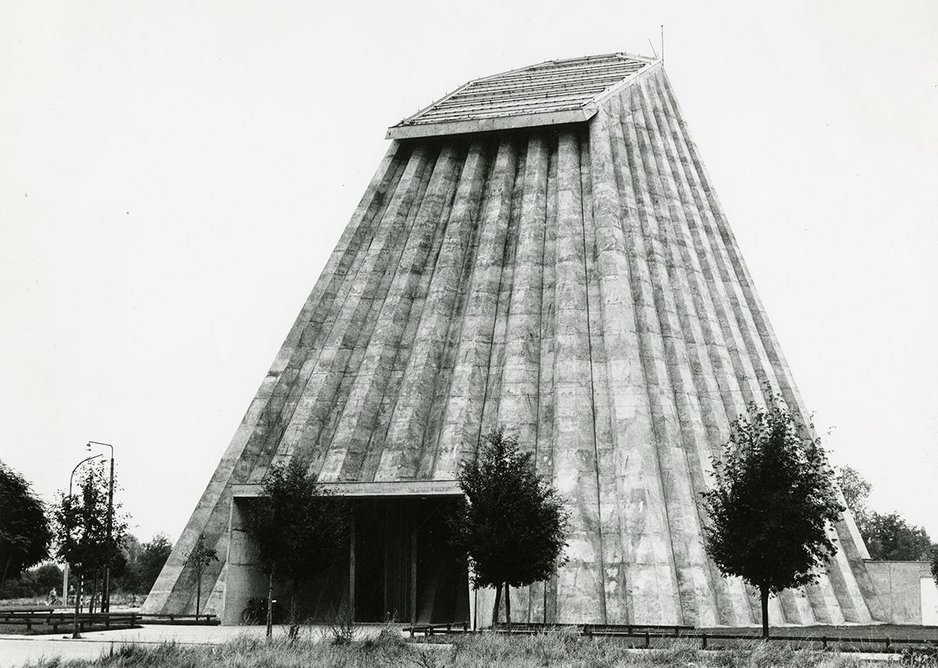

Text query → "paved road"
[0,624,388,667]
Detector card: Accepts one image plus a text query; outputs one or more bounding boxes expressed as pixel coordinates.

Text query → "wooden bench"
[0,610,138,633]
[138,613,220,626]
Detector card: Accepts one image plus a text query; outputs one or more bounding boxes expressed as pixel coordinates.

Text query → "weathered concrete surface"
[865,560,933,624]
[145,59,882,628]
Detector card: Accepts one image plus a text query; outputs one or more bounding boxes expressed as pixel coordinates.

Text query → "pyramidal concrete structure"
[144,54,884,627]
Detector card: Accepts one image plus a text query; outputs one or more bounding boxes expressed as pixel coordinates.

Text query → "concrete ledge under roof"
[231,480,462,498]
[387,108,596,140]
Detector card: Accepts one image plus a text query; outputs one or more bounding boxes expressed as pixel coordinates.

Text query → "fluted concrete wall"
[144,63,882,626]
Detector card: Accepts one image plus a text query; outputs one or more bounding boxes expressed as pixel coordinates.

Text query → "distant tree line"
[0,534,171,600]
[837,464,935,562]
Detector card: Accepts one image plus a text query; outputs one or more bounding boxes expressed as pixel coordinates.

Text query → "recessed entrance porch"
[224,481,469,626]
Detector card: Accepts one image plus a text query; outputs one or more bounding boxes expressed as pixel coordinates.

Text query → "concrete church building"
[144,53,887,627]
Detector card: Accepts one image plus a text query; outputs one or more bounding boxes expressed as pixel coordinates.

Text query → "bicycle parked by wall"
[240,597,283,625]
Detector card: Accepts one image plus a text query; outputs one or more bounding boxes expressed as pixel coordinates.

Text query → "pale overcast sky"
[2,1,936,544]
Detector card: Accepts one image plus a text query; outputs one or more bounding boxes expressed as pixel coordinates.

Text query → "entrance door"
[352,497,468,624]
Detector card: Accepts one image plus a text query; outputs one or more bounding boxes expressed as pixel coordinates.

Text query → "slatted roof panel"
[387,52,657,139]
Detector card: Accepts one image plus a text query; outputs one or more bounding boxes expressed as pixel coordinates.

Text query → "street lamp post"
[87,441,115,613]
[64,453,103,609]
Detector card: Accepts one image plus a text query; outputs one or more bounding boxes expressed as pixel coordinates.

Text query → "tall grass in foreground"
[26,629,892,668]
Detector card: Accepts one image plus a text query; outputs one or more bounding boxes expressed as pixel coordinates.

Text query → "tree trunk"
[289,579,299,640]
[72,572,83,639]
[760,585,769,639]
[266,569,274,639]
[504,583,511,632]
[90,570,98,614]
[491,583,502,628]
[0,553,11,592]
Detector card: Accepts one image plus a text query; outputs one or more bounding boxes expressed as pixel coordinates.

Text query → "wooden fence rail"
[403,622,938,654]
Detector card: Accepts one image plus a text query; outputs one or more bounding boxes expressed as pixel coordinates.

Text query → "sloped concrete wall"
[865,560,932,624]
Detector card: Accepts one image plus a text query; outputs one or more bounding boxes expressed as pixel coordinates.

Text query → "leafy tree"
[835,465,933,561]
[112,533,172,596]
[862,512,932,561]
[53,461,128,636]
[0,461,51,591]
[184,534,218,619]
[137,534,172,594]
[452,427,568,629]
[836,465,872,530]
[701,396,843,639]
[243,458,349,639]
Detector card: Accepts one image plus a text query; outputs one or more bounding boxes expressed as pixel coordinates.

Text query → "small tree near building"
[701,396,843,639]
[243,458,349,639]
[452,427,568,629]
[0,461,51,591]
[184,534,218,620]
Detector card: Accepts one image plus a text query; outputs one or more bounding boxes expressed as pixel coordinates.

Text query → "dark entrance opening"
[352,496,468,624]
[227,493,469,625]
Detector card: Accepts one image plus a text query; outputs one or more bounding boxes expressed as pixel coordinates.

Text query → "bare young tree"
[184,533,217,620]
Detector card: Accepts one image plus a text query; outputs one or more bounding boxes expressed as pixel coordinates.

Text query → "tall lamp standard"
[63,454,103,610]
[87,441,115,613]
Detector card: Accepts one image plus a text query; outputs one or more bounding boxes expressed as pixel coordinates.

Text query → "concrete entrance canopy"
[229,480,462,499]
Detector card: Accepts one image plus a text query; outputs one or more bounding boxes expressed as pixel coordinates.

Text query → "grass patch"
[19,627,905,668]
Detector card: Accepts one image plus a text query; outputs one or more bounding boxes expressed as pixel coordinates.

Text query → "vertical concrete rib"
[493,135,549,620]
[475,142,527,626]
[476,146,526,444]
[533,141,559,623]
[432,140,518,480]
[579,130,627,624]
[589,102,678,625]
[552,130,605,623]
[319,145,463,481]
[496,136,549,451]
[373,141,489,481]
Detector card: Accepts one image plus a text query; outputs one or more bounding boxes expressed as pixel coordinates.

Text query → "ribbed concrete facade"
[144,60,883,626]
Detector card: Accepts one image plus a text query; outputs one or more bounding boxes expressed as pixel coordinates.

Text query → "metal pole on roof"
[661,25,665,64]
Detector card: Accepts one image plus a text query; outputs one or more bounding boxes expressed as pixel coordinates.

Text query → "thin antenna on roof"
[661,25,665,64]
[647,38,659,60]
